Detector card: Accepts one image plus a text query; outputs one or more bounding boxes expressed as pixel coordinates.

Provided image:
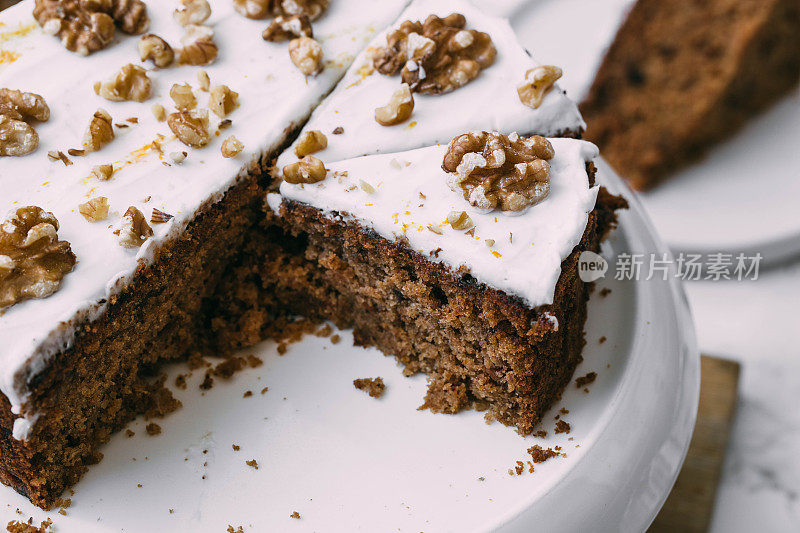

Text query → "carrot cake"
[0,0,625,509]
[580,0,800,189]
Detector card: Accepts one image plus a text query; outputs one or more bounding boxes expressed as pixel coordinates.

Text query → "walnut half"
[33,0,150,55]
[94,63,152,102]
[0,115,39,156]
[234,0,328,21]
[517,66,562,109]
[0,89,50,122]
[442,131,554,212]
[373,13,496,95]
[0,206,76,309]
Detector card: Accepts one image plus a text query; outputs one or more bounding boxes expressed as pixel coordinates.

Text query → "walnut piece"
[0,206,76,309]
[373,13,496,95]
[83,108,114,152]
[0,115,39,156]
[282,155,326,184]
[374,83,414,126]
[208,85,239,117]
[91,163,114,180]
[78,196,109,222]
[294,130,326,157]
[178,25,218,66]
[197,70,211,91]
[95,63,152,102]
[234,0,328,21]
[289,37,323,76]
[221,135,244,158]
[446,210,473,231]
[33,0,149,55]
[170,83,197,111]
[0,89,50,122]
[174,0,211,26]
[167,109,210,148]
[443,131,554,212]
[262,14,312,42]
[116,206,153,248]
[151,103,166,121]
[138,34,174,68]
[517,66,562,109]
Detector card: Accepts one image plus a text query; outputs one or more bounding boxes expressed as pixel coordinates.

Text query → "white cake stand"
[0,160,699,532]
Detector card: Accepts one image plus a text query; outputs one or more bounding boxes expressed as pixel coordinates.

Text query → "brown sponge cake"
[580,0,800,189]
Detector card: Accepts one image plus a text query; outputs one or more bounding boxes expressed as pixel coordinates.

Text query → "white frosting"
[278,137,599,308]
[0,0,409,439]
[276,0,585,170]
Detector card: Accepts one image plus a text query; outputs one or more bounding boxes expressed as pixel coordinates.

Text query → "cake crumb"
[246,355,263,368]
[353,377,385,398]
[199,372,214,390]
[575,372,597,388]
[599,287,611,297]
[316,324,333,337]
[290,511,301,519]
[527,445,559,464]
[276,342,288,355]
[246,459,259,469]
[227,526,244,533]
[243,390,253,398]
[330,334,340,344]
[260,387,269,395]
[598,336,607,344]
[6,517,52,532]
[533,430,547,438]
[125,429,135,437]
[554,420,571,434]
[174,374,188,389]
[145,423,162,436]
[232,444,240,451]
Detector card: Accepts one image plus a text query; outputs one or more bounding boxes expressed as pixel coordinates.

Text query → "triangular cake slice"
[580,0,800,189]
[264,133,626,435]
[276,0,584,170]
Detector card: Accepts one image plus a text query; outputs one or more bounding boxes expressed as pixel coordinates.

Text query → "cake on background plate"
[580,0,800,190]
[0,0,624,510]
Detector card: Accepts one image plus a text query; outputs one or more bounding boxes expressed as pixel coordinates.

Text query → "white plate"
[511,0,800,264]
[0,161,699,532]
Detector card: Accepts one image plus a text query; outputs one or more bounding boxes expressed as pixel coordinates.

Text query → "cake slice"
[275,0,585,171]
[0,0,407,509]
[580,0,800,189]
[261,133,625,435]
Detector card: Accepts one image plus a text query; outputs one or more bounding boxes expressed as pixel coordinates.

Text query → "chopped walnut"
[83,108,114,152]
[151,103,166,121]
[0,206,76,309]
[197,70,211,91]
[170,83,197,111]
[91,163,114,180]
[442,131,554,212]
[78,196,109,222]
[234,0,328,21]
[282,155,326,184]
[33,0,149,55]
[116,206,153,248]
[178,25,218,66]
[374,83,414,126]
[262,14,312,42]
[95,63,152,102]
[446,210,473,231]
[373,13,496,94]
[167,109,210,148]
[289,37,323,76]
[0,115,38,156]
[221,136,244,158]
[517,66,562,109]
[150,208,173,224]
[0,89,50,122]
[174,0,211,26]
[294,130,326,157]
[169,151,187,164]
[138,34,174,68]
[208,85,239,117]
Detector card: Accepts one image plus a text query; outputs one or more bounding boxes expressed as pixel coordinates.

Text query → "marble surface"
[686,260,800,533]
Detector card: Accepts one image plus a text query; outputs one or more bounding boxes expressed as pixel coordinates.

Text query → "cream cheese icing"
[275,0,585,171]
[275,137,599,308]
[0,0,409,439]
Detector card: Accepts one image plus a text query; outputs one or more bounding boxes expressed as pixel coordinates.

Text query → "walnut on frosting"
[0,89,50,157]
[294,130,326,157]
[167,109,210,148]
[94,63,152,102]
[374,83,414,126]
[115,206,153,248]
[282,155,326,184]
[517,66,562,109]
[234,0,328,21]
[208,85,239,117]
[288,36,323,76]
[178,24,218,66]
[174,0,211,26]
[83,108,114,152]
[262,14,312,42]
[442,131,554,212]
[0,206,76,309]
[139,34,175,68]
[372,13,496,95]
[0,116,39,156]
[33,0,149,56]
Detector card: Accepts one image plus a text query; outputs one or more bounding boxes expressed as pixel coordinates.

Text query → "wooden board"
[648,355,740,532]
